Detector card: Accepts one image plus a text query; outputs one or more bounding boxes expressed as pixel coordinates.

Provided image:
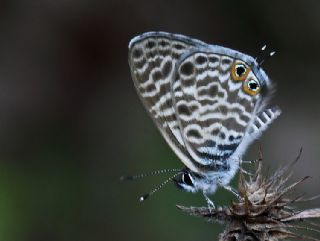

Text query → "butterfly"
[127,32,281,207]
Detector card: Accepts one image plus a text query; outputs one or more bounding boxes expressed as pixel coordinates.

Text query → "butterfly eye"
[231,62,250,81]
[244,78,261,95]
[182,173,193,186]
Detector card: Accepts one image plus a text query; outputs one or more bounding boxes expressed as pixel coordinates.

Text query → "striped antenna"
[120,168,181,181]
[139,172,182,202]
[259,51,276,66]
[255,44,267,62]
[255,44,276,66]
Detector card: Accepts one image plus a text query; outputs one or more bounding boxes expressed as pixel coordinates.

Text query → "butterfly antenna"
[120,168,181,181]
[255,44,267,62]
[259,51,276,66]
[139,172,181,202]
[255,44,276,67]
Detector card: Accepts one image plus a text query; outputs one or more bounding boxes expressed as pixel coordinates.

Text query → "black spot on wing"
[158,49,171,56]
[145,84,156,93]
[211,129,219,136]
[146,40,156,49]
[173,43,185,50]
[195,150,231,161]
[222,58,232,65]
[162,61,172,78]
[209,56,219,64]
[209,85,218,97]
[204,140,216,148]
[195,55,207,65]
[152,71,162,81]
[199,99,218,106]
[159,83,170,96]
[132,48,143,59]
[240,115,250,123]
[159,39,170,47]
[134,58,146,70]
[219,132,226,139]
[218,105,228,115]
[187,129,202,139]
[218,92,225,98]
[180,62,194,76]
[217,143,239,152]
[177,105,191,116]
[197,85,218,97]
[236,66,246,76]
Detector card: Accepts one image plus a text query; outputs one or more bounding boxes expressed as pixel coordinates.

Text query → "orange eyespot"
[231,62,250,81]
[243,78,261,95]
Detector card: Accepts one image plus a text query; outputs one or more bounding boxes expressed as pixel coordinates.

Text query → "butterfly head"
[173,168,197,193]
[173,168,218,194]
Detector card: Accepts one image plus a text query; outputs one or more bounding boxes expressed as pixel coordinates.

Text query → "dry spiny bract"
[178,152,320,241]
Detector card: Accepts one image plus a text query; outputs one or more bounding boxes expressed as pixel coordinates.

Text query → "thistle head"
[178,151,320,241]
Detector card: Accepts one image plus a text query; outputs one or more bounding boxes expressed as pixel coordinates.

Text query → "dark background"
[0,0,319,241]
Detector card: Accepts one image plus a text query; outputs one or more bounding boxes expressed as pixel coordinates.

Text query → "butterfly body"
[128,32,281,197]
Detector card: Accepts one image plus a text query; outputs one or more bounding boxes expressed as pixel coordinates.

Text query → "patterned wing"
[128,32,208,172]
[172,50,263,169]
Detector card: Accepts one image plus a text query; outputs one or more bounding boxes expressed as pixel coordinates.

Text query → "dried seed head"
[178,150,320,241]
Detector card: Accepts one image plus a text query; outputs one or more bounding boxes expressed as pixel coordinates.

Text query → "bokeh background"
[0,0,319,240]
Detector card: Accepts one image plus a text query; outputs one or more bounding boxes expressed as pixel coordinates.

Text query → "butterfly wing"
[128,32,209,172]
[172,49,271,170]
[129,32,281,175]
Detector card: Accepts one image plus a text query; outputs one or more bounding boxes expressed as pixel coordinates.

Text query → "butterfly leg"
[203,191,215,211]
[222,185,242,200]
[238,153,262,176]
[239,166,254,176]
[240,159,260,165]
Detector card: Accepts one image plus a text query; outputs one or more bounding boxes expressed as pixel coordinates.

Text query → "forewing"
[128,32,208,171]
[172,50,258,168]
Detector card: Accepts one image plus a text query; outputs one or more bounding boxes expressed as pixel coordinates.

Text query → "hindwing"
[172,50,260,168]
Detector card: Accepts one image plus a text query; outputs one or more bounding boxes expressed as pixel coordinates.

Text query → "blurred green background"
[0,0,319,240]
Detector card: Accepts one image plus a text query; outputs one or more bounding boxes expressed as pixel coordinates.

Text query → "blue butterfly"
[127,32,281,207]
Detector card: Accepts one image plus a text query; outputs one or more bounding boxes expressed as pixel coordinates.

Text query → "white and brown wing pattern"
[129,32,281,198]
[172,50,263,171]
[128,32,209,172]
